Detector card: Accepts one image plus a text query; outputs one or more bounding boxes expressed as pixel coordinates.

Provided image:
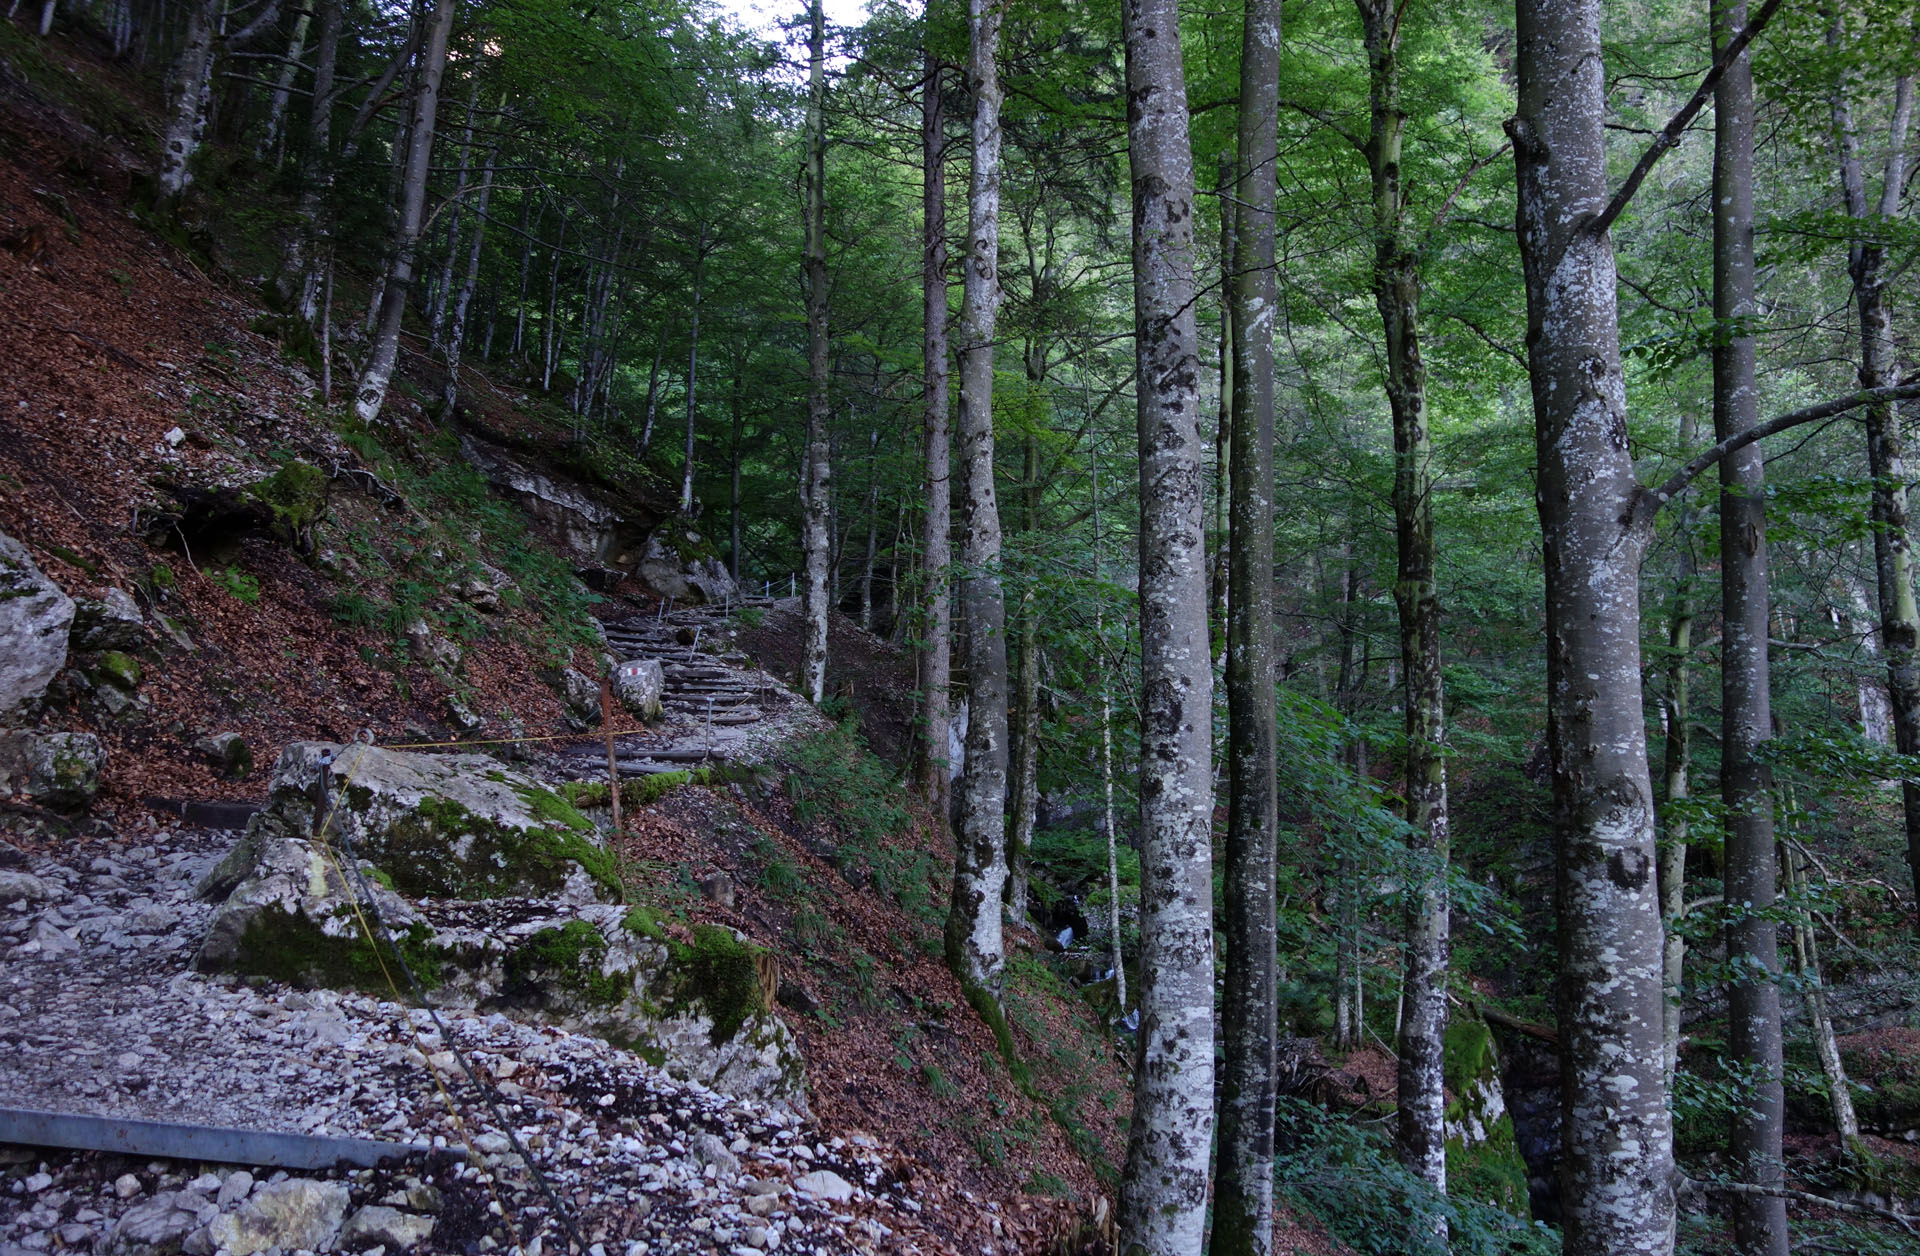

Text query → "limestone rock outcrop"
[0,530,74,721]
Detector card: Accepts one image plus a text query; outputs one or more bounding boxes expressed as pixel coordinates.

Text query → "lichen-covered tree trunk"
[799,0,833,705]
[1213,0,1279,1251]
[156,0,219,209]
[1355,0,1450,1205]
[682,229,708,515]
[1781,833,1859,1145]
[1831,34,1920,931]
[353,0,458,424]
[1713,8,1788,1251]
[1508,2,1675,1251]
[1091,457,1126,1014]
[945,0,1009,997]
[1117,0,1215,1250]
[257,4,312,167]
[918,51,954,815]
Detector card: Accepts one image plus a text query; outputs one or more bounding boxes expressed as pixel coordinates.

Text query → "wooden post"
[601,674,622,838]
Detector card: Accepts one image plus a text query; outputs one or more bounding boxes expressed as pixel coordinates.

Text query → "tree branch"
[1693,1178,1919,1232]
[1586,0,1786,240]
[1635,383,1920,528]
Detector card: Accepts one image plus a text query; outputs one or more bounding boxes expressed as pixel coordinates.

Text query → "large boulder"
[205,1178,350,1256]
[70,587,147,651]
[0,730,105,811]
[614,659,665,721]
[636,530,738,606]
[198,742,620,904]
[0,530,74,721]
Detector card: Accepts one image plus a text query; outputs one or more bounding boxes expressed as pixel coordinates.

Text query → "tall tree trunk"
[1713,8,1787,1251]
[1508,2,1675,1251]
[512,196,538,360]
[1210,153,1233,654]
[945,0,1009,998]
[541,212,567,391]
[730,354,745,581]
[1093,455,1126,1014]
[430,78,480,354]
[641,320,667,452]
[280,0,339,318]
[353,0,458,424]
[919,50,954,815]
[1355,0,1451,1206]
[1841,578,1895,746]
[1660,411,1699,1086]
[156,0,219,209]
[1117,0,1215,1251]
[682,227,707,514]
[1005,435,1040,930]
[860,428,881,632]
[441,132,497,415]
[799,0,833,703]
[1214,0,1280,1251]
[1830,23,1920,931]
[257,3,311,167]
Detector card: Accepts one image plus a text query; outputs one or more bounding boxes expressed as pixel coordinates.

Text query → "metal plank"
[0,1108,451,1169]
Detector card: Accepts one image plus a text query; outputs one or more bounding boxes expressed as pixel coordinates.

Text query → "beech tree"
[918,47,953,815]
[799,0,833,704]
[1116,0,1214,1250]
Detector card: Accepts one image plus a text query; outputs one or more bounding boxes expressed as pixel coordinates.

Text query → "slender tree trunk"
[1093,454,1126,1014]
[1781,832,1860,1146]
[1508,2,1675,1251]
[430,78,480,354]
[1660,411,1699,1087]
[1353,0,1454,1207]
[730,355,745,581]
[1005,434,1040,930]
[682,228,707,514]
[1214,1,1280,1251]
[156,0,218,208]
[441,132,497,415]
[1842,578,1895,746]
[1713,9,1787,1251]
[257,4,310,167]
[1831,27,1920,932]
[1210,153,1233,653]
[353,0,458,424]
[541,212,567,391]
[280,0,338,318]
[512,196,538,359]
[860,429,880,632]
[641,320,666,451]
[799,0,833,703]
[919,51,954,815]
[945,0,1009,998]
[1117,0,1215,1250]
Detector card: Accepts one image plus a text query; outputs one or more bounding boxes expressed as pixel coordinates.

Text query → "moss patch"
[95,651,142,690]
[347,792,621,902]
[233,907,442,993]
[665,925,769,1044]
[504,921,631,1006]
[622,905,668,941]
[246,460,328,545]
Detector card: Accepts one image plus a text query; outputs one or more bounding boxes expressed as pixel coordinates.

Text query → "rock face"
[636,533,739,606]
[459,435,659,571]
[0,730,106,811]
[0,530,75,721]
[70,587,147,651]
[205,1178,349,1256]
[201,742,620,904]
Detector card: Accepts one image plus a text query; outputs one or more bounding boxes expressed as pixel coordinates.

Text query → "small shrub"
[211,565,261,603]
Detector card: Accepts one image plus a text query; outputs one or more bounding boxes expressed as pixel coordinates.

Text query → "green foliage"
[211,565,261,604]
[505,921,629,1005]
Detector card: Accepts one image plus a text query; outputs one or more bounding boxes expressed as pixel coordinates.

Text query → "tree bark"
[1507,2,1676,1252]
[1713,7,1788,1251]
[441,131,497,415]
[1117,0,1215,1250]
[1092,455,1127,1014]
[1659,411,1699,1087]
[799,0,833,703]
[156,0,219,208]
[918,50,954,814]
[945,0,1009,998]
[1210,153,1233,656]
[1005,435,1040,931]
[353,0,459,424]
[1782,833,1860,1146]
[1830,21,1920,932]
[1214,0,1280,1252]
[861,428,881,632]
[257,3,311,168]
[1353,0,1452,1207]
[430,78,480,354]
[682,225,708,515]
[730,354,745,581]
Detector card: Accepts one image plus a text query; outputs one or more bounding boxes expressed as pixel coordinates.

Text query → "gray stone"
[691,1133,740,1177]
[340,1205,435,1250]
[0,530,74,721]
[0,730,105,812]
[635,534,738,607]
[0,871,50,901]
[216,1171,254,1208]
[205,1178,349,1256]
[28,918,78,957]
[613,660,664,722]
[446,696,485,735]
[113,1174,144,1200]
[557,668,600,723]
[791,1170,853,1203]
[106,1193,200,1255]
[70,588,145,651]
[403,619,461,672]
[192,732,252,779]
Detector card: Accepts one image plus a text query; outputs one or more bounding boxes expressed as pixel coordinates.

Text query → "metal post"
[600,674,622,840]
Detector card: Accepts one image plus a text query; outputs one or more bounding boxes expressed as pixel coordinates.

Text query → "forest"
[4,0,1920,1253]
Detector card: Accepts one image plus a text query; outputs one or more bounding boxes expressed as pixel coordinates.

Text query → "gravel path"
[0,829,947,1256]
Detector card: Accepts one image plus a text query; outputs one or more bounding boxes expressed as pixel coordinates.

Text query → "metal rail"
[0,1107,450,1170]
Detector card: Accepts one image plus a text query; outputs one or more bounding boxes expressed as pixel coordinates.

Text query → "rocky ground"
[0,826,993,1256]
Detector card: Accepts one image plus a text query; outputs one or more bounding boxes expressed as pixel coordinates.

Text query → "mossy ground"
[234,907,443,994]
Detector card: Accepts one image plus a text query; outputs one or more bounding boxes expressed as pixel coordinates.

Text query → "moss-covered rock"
[0,730,105,812]
[95,650,142,690]
[245,460,328,547]
[234,741,620,903]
